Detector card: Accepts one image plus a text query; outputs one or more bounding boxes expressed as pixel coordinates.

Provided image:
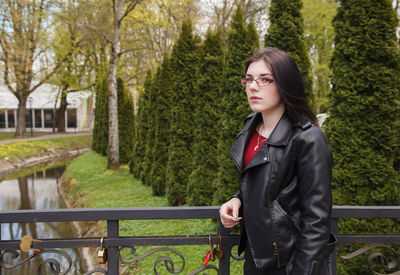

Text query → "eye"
[261,78,273,84]
[245,78,254,82]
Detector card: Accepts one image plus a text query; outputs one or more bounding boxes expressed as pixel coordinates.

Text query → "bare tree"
[51,1,94,132]
[201,0,268,47]
[107,0,143,170]
[0,0,59,137]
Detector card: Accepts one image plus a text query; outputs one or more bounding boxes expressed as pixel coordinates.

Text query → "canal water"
[0,163,84,274]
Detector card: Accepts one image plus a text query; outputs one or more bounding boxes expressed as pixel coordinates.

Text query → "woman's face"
[245,60,285,116]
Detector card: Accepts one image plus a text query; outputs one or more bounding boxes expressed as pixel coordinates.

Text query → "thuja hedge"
[166,20,200,205]
[265,0,314,109]
[92,77,135,165]
[92,78,108,156]
[187,29,224,206]
[326,0,400,274]
[130,70,152,178]
[149,55,173,196]
[213,6,258,205]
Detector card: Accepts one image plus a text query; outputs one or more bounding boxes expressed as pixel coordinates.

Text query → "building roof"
[0,84,92,109]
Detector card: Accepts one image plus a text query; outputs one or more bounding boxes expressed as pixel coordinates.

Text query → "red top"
[244,130,267,167]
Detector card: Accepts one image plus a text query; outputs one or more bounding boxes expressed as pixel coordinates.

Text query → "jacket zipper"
[273,242,279,255]
[267,148,281,268]
[289,214,301,231]
[272,242,281,267]
[269,205,281,268]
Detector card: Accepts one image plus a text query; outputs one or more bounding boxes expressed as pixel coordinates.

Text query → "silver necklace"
[254,124,267,151]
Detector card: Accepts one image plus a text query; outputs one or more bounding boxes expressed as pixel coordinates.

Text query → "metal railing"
[1,206,400,274]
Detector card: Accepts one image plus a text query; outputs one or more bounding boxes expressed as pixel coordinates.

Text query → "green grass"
[0,132,16,140]
[0,131,54,140]
[4,159,71,180]
[64,152,244,274]
[0,136,92,160]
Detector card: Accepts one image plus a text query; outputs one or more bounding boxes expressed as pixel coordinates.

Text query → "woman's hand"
[219,198,242,228]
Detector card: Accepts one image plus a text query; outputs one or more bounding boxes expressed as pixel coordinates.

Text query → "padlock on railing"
[98,237,108,264]
[214,235,224,259]
[20,235,40,253]
[202,235,216,266]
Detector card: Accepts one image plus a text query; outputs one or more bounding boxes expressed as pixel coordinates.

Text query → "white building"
[0,84,94,132]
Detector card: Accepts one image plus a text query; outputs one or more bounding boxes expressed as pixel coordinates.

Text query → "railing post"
[107,220,119,275]
[330,218,339,275]
[219,222,230,275]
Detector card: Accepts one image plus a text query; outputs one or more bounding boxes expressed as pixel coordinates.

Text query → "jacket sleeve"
[290,126,333,275]
[231,191,242,201]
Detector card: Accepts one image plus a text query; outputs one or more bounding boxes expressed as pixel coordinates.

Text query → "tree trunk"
[18,176,32,210]
[15,95,28,137]
[57,91,67,133]
[107,0,124,170]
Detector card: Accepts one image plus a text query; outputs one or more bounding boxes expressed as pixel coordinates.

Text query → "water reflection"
[0,165,84,274]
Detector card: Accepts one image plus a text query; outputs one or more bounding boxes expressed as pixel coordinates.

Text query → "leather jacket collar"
[230,112,309,173]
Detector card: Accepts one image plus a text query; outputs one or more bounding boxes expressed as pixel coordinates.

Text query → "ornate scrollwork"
[340,243,400,275]
[118,246,222,274]
[187,264,219,275]
[84,267,108,274]
[0,249,72,275]
[118,246,185,274]
[229,245,244,261]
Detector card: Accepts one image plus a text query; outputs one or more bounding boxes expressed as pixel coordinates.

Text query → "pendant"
[254,145,258,151]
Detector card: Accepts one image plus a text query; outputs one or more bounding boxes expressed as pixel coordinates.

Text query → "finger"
[221,215,236,225]
[232,205,239,220]
[220,208,234,221]
[222,221,239,228]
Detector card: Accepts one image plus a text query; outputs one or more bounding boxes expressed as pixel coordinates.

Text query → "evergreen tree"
[247,21,259,53]
[117,78,135,164]
[187,30,224,206]
[265,0,314,108]
[92,78,108,156]
[141,68,159,186]
[326,1,400,274]
[213,6,259,205]
[131,70,152,178]
[149,54,173,196]
[93,77,134,163]
[166,20,199,205]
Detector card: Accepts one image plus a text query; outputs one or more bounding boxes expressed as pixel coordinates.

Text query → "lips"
[250,96,262,101]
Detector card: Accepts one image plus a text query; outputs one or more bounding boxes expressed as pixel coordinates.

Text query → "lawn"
[0,132,16,140]
[63,152,244,274]
[0,136,92,160]
[0,131,53,141]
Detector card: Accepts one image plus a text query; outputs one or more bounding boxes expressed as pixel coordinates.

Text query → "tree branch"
[79,22,112,44]
[118,46,146,57]
[0,31,15,94]
[121,0,142,21]
[67,83,96,93]
[3,58,15,94]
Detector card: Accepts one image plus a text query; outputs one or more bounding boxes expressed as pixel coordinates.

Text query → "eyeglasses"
[241,77,274,87]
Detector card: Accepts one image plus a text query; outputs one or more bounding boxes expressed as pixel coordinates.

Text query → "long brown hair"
[245,47,318,126]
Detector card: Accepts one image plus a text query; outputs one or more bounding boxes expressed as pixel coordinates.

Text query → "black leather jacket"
[231,112,333,275]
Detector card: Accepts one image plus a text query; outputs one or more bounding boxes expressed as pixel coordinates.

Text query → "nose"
[249,79,259,91]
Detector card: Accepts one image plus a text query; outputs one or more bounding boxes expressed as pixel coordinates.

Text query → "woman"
[219,47,335,275]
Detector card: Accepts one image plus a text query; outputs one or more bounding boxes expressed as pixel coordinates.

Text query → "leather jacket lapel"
[266,112,294,147]
[229,112,262,172]
[230,112,294,173]
[243,144,269,172]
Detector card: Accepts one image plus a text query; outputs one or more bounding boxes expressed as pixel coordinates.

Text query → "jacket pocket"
[270,200,299,267]
[309,234,337,275]
[309,254,332,275]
